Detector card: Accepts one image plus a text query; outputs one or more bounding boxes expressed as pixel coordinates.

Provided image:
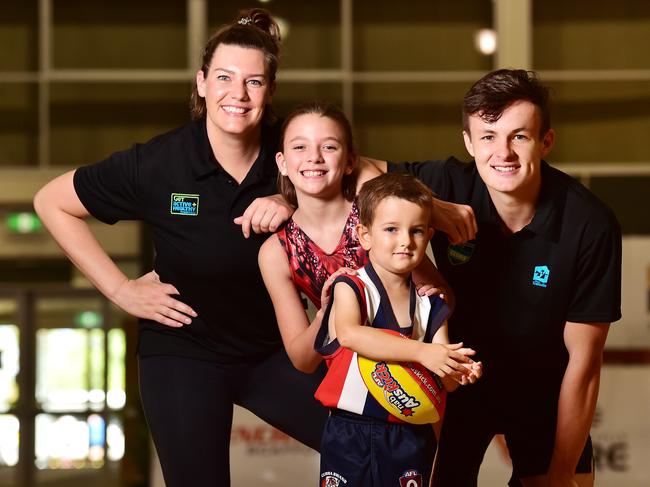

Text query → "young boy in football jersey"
[314,172,482,487]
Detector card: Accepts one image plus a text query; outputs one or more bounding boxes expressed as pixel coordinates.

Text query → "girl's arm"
[258,235,324,373]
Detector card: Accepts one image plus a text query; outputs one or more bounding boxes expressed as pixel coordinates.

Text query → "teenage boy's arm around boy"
[359,157,477,244]
[235,157,478,243]
[332,282,478,384]
[546,321,609,486]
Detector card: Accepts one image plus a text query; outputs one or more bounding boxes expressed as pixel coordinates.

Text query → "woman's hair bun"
[236,8,281,42]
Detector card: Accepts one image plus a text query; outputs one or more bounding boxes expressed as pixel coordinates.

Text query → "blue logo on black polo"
[170,193,199,216]
[532,265,550,288]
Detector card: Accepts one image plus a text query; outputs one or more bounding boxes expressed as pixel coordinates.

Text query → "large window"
[0,290,129,487]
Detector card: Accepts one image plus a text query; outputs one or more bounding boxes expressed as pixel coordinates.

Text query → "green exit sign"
[6,212,43,234]
[74,310,103,328]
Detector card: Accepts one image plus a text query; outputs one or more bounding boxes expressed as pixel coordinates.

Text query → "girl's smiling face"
[276,113,354,201]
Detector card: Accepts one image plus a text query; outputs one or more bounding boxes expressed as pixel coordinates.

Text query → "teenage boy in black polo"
[368,69,621,486]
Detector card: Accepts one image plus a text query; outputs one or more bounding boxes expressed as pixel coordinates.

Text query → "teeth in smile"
[223,106,246,114]
[493,166,517,173]
[302,170,326,177]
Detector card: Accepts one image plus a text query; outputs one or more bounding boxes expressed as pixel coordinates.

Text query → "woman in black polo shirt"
[34,8,325,486]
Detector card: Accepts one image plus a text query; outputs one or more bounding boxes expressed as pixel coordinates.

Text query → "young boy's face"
[357,197,433,277]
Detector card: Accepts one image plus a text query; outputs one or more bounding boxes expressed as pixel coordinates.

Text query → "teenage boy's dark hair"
[356,172,434,227]
[463,69,551,137]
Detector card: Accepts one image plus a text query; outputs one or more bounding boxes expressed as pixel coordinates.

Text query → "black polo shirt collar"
[187,118,278,183]
[525,161,566,243]
[475,160,565,243]
[186,118,216,179]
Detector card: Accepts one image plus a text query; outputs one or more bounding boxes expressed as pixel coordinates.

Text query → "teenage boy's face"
[357,197,433,277]
[463,100,554,201]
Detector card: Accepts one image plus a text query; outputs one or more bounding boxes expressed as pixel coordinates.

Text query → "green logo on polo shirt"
[170,193,199,216]
[447,242,475,265]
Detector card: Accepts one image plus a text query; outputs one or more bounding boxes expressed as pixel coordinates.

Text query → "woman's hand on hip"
[112,271,197,327]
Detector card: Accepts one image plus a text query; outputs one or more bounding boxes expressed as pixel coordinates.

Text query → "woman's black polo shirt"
[74,119,283,363]
[389,158,622,386]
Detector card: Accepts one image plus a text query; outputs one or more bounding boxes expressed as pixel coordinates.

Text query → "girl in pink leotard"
[259,101,366,372]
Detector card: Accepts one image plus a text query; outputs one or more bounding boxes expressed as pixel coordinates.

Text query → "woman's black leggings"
[139,349,327,487]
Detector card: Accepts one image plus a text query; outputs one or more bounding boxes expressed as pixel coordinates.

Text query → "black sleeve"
[387,159,451,200]
[327,275,365,317]
[423,295,451,343]
[567,215,622,324]
[73,145,142,224]
[315,275,366,352]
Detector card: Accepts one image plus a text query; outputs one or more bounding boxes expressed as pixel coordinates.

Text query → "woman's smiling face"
[196,44,273,138]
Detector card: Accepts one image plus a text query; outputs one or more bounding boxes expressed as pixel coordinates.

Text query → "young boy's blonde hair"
[356,172,435,227]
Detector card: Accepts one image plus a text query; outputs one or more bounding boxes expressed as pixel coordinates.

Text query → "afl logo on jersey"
[170,193,199,216]
[447,241,475,265]
[399,469,423,487]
